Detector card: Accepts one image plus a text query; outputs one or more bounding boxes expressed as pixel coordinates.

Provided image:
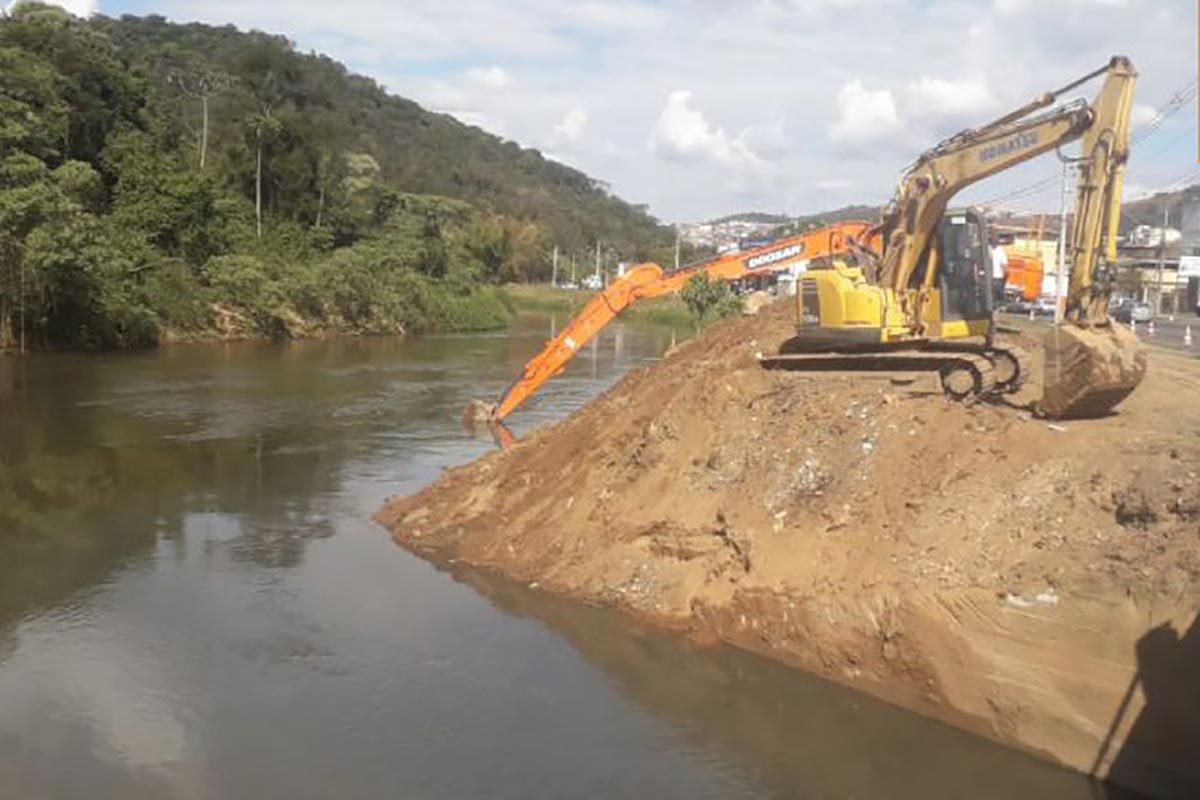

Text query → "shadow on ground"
[1098,616,1200,799]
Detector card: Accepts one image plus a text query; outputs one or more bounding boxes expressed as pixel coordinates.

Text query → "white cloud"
[738,120,792,160]
[650,90,764,172]
[813,179,853,190]
[767,0,867,11]
[828,80,902,151]
[906,77,995,117]
[554,108,589,142]
[998,0,1125,13]
[567,1,663,31]
[465,65,513,90]
[7,0,96,15]
[1130,103,1158,128]
[993,0,1029,13]
[125,0,1197,221]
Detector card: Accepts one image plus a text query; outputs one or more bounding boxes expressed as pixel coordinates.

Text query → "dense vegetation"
[0,3,679,350]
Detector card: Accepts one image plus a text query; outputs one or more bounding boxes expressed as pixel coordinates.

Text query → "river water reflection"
[0,315,1118,798]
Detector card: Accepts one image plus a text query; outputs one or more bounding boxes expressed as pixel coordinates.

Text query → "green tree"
[165,59,233,171]
[247,107,282,240]
[680,273,742,326]
[1,3,142,165]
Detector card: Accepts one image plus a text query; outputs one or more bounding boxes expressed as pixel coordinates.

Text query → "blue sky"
[20,0,1200,222]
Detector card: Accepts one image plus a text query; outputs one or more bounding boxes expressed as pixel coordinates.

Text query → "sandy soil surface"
[377,300,1200,797]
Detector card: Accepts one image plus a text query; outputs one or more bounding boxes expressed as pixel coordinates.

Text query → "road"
[1135,314,1200,357]
[999,312,1200,359]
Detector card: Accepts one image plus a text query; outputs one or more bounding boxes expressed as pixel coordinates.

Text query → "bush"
[203,254,286,333]
[680,273,742,324]
[140,259,209,330]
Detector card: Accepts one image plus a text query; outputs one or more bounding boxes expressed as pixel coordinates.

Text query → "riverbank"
[163,285,514,345]
[378,300,1200,797]
[1,285,517,354]
[0,283,692,355]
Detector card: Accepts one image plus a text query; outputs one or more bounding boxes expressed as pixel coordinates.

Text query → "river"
[0,314,1122,798]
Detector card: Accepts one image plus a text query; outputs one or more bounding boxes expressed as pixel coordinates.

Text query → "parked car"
[1003,297,1033,315]
[1033,297,1058,317]
[1110,300,1153,323]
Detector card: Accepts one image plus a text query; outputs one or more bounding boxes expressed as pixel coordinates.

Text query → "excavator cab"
[771,208,1018,400]
[930,209,994,327]
[787,208,995,352]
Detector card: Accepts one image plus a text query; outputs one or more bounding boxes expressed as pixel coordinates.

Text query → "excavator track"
[988,344,1029,394]
[760,349,999,403]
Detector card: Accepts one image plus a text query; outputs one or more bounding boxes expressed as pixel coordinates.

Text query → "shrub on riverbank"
[148,235,514,342]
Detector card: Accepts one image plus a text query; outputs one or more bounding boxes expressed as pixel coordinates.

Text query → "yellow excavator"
[763,55,1146,418]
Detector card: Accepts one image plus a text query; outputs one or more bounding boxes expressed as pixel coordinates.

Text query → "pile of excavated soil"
[377,301,1200,796]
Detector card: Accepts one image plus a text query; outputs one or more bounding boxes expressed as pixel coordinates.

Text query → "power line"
[979,78,1199,209]
[1131,79,1198,145]
[983,175,1061,207]
[1133,117,1197,163]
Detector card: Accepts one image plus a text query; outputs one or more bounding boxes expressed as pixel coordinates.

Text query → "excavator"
[479,55,1144,438]
[762,55,1146,418]
[478,220,872,424]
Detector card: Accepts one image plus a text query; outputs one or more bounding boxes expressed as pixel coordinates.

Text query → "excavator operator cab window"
[938,212,994,322]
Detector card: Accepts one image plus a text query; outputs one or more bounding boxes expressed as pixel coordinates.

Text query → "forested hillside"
[770,204,880,238]
[1122,186,1200,230]
[0,3,676,350]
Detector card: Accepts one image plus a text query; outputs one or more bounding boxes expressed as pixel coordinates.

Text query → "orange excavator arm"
[490,220,873,422]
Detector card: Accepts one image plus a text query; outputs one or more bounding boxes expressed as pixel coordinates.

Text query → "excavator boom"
[487,221,871,422]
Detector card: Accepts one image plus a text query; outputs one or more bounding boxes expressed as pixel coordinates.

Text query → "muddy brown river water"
[0,315,1133,798]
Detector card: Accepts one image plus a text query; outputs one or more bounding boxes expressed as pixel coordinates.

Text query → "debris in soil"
[377,302,1200,795]
[741,290,773,316]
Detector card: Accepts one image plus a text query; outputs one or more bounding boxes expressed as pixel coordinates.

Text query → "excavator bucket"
[1037,323,1146,419]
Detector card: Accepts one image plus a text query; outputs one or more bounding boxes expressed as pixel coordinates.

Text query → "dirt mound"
[377,303,1200,795]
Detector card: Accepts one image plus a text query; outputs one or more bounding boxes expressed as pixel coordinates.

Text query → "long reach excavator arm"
[487,221,871,422]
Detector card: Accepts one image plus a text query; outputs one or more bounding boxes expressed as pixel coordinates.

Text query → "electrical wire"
[978,78,1199,209]
[1131,80,1198,146]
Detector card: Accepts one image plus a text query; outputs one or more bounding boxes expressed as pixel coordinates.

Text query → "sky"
[17,0,1200,223]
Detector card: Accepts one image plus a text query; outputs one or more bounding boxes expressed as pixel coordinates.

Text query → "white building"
[1181,198,1200,256]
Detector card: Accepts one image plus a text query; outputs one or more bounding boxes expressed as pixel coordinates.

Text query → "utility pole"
[1156,202,1169,315]
[551,245,559,288]
[674,228,681,270]
[570,254,576,285]
[594,240,601,287]
[1055,160,1074,324]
